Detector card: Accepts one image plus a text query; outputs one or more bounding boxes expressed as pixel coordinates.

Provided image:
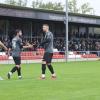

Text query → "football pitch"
[0,61,100,100]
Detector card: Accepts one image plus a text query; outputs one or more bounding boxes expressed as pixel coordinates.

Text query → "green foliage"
[80,2,94,14]
[68,0,94,14]
[68,0,79,13]
[32,0,64,11]
[17,0,27,7]
[4,0,95,14]
[5,0,16,5]
[5,0,27,7]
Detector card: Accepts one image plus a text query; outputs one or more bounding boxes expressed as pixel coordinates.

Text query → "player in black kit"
[7,29,33,79]
[40,24,56,80]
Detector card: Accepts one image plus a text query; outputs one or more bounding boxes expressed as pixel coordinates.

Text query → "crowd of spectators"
[69,39,100,51]
[68,32,100,51]
[0,32,100,52]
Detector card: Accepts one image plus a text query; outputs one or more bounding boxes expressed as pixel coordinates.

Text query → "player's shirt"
[12,36,22,57]
[40,31,53,53]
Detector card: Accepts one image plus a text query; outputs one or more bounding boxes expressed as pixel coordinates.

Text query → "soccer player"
[40,24,56,80]
[0,41,8,81]
[7,29,33,79]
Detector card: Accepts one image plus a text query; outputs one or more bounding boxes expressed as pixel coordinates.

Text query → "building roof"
[0,3,100,25]
[0,3,100,19]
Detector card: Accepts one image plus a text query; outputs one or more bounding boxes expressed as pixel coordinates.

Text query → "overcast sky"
[0,0,100,15]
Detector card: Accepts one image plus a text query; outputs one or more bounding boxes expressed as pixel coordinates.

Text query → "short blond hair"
[43,24,49,28]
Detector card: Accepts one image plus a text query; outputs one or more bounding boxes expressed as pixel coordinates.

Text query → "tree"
[5,0,27,7]
[68,0,94,14]
[17,0,27,7]
[68,0,79,13]
[32,0,41,8]
[5,0,16,5]
[80,3,94,14]
[32,0,64,11]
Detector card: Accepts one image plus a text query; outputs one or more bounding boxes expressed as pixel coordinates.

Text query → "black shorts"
[43,52,53,63]
[13,57,21,65]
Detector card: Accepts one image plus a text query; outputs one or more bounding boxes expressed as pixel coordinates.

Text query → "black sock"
[47,64,54,74]
[11,67,17,73]
[17,67,21,76]
[42,64,46,74]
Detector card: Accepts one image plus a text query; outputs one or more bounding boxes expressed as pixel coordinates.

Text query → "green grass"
[0,61,100,100]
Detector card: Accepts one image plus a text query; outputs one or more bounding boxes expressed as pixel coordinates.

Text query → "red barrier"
[81,54,98,58]
[0,52,98,61]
